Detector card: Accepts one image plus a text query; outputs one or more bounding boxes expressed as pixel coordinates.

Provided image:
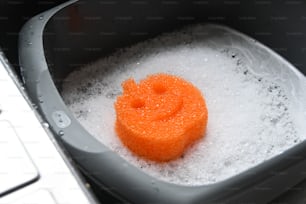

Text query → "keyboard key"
[12,190,57,204]
[0,121,39,196]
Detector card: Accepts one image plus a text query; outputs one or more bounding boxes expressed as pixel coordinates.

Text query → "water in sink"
[62,24,306,186]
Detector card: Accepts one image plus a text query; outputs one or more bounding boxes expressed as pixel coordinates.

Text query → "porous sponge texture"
[115,74,208,162]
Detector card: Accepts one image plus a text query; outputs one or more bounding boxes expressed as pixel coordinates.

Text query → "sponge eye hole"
[131,98,145,109]
[153,83,167,94]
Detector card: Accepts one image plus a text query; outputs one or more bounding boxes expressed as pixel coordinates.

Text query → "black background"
[0,0,66,70]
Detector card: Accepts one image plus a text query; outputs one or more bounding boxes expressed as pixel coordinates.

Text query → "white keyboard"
[0,52,95,204]
[0,121,38,196]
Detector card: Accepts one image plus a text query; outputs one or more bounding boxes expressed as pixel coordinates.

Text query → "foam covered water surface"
[62,24,306,186]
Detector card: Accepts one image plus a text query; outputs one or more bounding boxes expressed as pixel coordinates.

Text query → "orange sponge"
[114,74,208,162]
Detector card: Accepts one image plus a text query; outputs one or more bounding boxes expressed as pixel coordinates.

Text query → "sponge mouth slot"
[19,0,306,203]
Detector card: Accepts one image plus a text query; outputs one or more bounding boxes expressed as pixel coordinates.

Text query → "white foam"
[62,24,306,186]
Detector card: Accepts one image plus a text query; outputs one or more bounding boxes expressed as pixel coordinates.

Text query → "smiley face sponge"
[115,74,208,162]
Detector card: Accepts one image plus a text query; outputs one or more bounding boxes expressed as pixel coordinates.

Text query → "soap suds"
[62,24,306,186]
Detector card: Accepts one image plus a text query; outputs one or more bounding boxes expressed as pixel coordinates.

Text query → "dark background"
[1,0,306,203]
[0,0,66,70]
